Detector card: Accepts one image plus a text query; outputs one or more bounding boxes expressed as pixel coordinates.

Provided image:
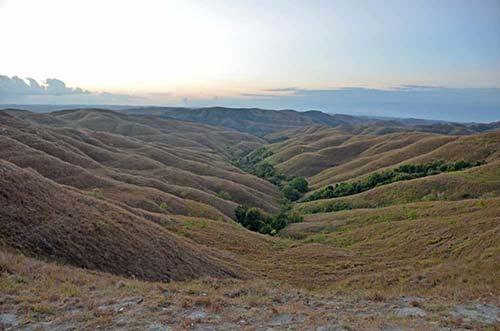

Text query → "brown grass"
[1,109,500,329]
[3,250,496,331]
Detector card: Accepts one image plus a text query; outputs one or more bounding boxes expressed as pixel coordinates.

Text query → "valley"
[1,107,499,330]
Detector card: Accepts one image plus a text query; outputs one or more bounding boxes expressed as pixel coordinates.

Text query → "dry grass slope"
[1,107,499,330]
[0,110,282,218]
[0,159,247,281]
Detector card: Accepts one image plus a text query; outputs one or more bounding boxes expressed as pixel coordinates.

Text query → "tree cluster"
[233,147,309,202]
[306,160,485,202]
[235,205,303,235]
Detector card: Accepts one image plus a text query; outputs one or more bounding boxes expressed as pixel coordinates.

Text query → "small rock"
[451,304,500,324]
[381,326,404,331]
[269,313,293,324]
[0,313,19,326]
[116,280,126,288]
[97,298,137,312]
[382,326,403,331]
[394,307,427,317]
[148,322,173,331]
[187,310,207,320]
[316,326,340,331]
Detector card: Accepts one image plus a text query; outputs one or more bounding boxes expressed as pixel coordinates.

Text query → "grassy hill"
[0,159,246,281]
[282,198,500,299]
[267,129,500,190]
[294,160,500,214]
[121,106,369,137]
[0,110,282,218]
[1,106,499,330]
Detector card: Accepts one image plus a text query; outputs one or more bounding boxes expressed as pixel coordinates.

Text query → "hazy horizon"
[1,0,500,122]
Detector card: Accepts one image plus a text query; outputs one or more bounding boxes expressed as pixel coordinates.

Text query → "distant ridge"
[121,106,500,137]
[3,105,500,137]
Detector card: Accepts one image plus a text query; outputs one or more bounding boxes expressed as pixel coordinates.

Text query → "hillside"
[266,128,500,189]
[0,160,246,281]
[119,106,371,137]
[0,110,282,219]
[282,197,500,300]
[1,106,499,330]
[120,106,500,137]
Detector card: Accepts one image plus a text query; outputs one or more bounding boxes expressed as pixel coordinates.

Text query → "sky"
[1,0,500,122]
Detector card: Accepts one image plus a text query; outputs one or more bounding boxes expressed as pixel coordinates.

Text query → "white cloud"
[0,75,145,104]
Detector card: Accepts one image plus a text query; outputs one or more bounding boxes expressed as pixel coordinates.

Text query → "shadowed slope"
[0,160,247,281]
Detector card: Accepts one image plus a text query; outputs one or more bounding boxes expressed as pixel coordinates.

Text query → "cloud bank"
[0,76,144,104]
[0,76,88,95]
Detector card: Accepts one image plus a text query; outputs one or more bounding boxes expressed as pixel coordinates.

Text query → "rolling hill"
[0,159,246,281]
[1,106,499,330]
[119,106,371,137]
[0,109,282,219]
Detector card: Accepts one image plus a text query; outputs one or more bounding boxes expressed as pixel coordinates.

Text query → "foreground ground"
[1,252,499,331]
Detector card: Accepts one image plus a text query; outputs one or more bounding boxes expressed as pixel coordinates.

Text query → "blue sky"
[0,0,499,121]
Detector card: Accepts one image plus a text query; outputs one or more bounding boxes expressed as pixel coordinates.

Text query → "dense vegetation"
[232,147,284,185]
[234,205,303,235]
[233,147,308,203]
[308,201,354,214]
[306,160,485,202]
[228,147,309,234]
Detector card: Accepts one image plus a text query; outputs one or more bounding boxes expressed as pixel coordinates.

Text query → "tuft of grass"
[89,188,104,199]
[159,202,169,211]
[30,303,57,316]
[61,283,81,297]
[406,209,420,220]
[305,233,328,244]
[93,219,109,233]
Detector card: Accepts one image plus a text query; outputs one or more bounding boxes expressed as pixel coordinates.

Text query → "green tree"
[282,185,301,201]
[235,205,248,223]
[288,177,309,193]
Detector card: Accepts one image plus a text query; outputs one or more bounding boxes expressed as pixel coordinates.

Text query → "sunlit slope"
[267,128,500,191]
[282,198,500,299]
[295,160,500,214]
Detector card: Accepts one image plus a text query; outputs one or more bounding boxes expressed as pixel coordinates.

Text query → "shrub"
[216,190,232,200]
[288,176,309,193]
[259,224,274,235]
[324,201,353,213]
[159,202,169,211]
[279,198,293,212]
[282,185,301,201]
[310,201,353,214]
